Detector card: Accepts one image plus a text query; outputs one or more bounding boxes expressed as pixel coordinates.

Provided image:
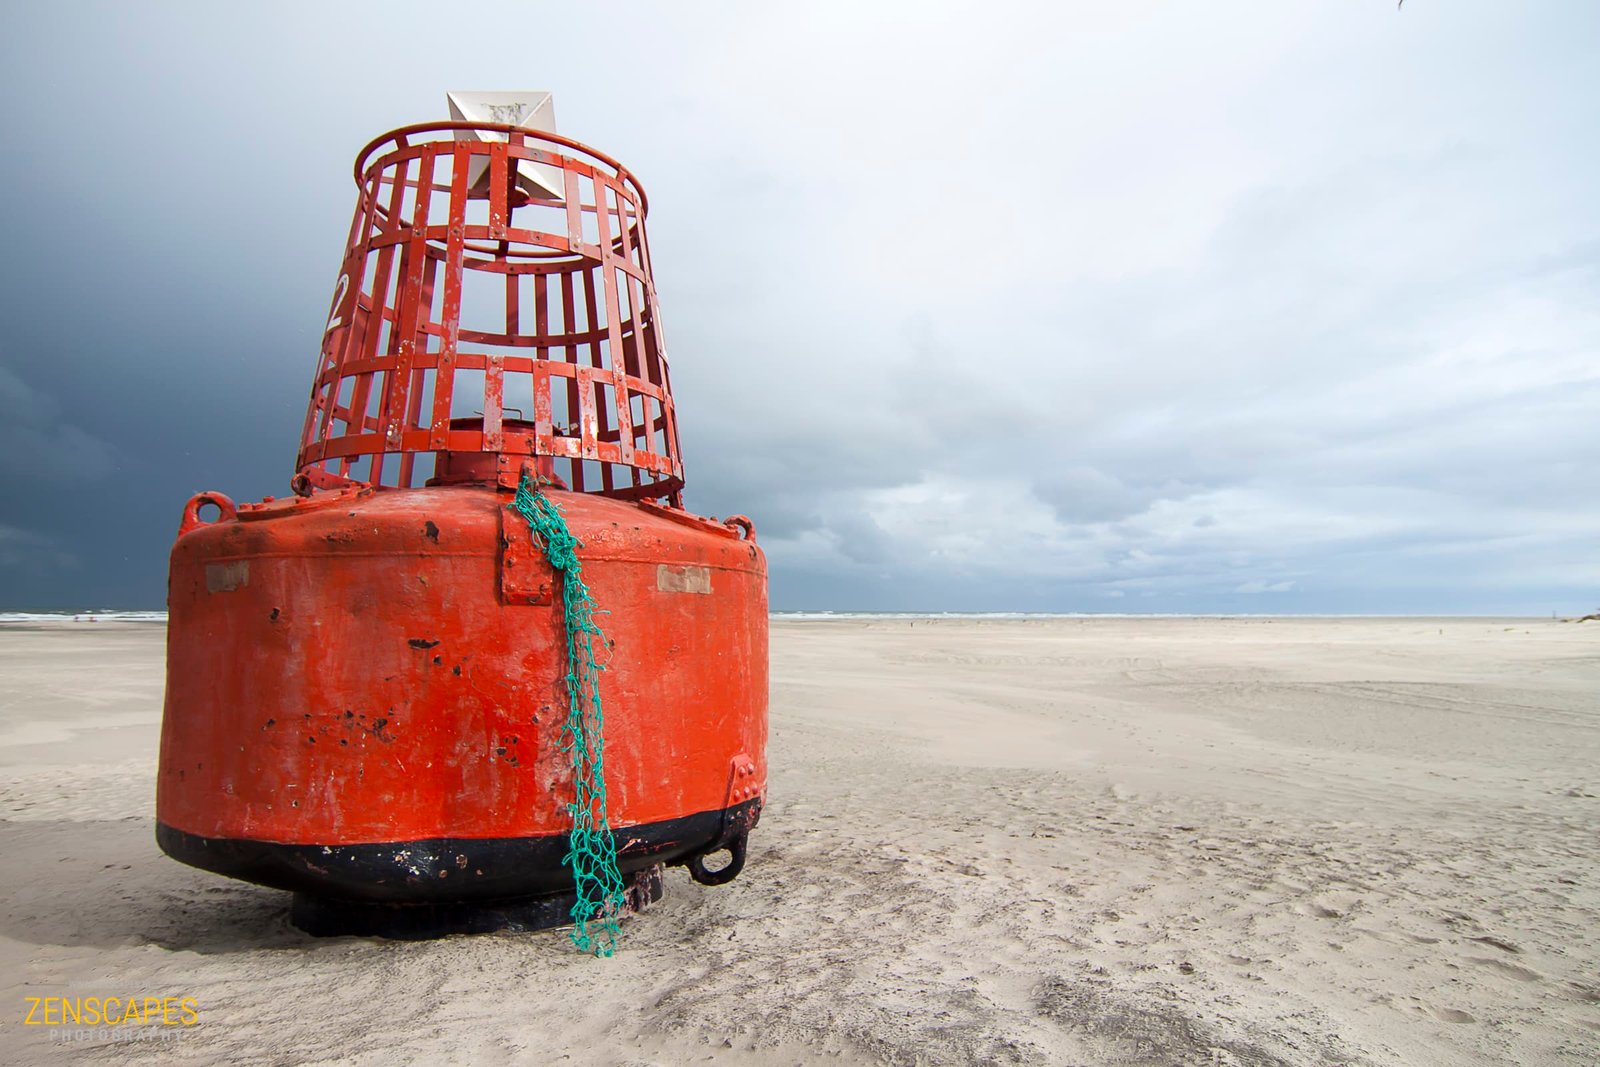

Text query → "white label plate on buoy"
[657,565,712,595]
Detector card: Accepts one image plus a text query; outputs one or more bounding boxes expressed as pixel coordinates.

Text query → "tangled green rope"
[509,473,626,956]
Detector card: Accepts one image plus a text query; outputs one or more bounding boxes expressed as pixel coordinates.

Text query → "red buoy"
[156,107,767,939]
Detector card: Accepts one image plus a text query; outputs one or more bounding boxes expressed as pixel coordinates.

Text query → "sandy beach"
[1,616,1596,1065]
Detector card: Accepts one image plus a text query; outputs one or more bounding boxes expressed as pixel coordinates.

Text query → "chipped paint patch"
[205,560,249,593]
[656,564,711,594]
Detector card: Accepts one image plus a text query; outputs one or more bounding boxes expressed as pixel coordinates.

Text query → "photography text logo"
[22,996,198,1046]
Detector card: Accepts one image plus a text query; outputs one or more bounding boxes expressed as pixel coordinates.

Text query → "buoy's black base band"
[155,797,761,905]
[289,864,665,939]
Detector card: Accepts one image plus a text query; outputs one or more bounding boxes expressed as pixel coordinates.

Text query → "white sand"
[0,617,1596,1065]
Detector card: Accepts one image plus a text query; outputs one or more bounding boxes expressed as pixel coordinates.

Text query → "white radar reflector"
[446,91,564,203]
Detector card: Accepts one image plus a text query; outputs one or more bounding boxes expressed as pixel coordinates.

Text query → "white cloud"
[1235,580,1298,595]
[668,2,1600,611]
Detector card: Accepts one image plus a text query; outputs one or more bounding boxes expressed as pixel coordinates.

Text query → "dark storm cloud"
[1,1,1596,614]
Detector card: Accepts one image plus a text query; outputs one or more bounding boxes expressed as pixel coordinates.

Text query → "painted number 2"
[324,273,351,335]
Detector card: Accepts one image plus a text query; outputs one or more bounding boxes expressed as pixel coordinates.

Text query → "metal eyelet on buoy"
[687,833,748,887]
[177,492,238,537]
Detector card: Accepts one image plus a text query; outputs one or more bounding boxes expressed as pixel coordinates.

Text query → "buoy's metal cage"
[297,122,683,502]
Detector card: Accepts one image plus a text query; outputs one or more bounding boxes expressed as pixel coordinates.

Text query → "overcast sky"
[2,1,1596,613]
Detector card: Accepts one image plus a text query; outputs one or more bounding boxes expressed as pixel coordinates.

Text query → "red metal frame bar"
[297,123,685,502]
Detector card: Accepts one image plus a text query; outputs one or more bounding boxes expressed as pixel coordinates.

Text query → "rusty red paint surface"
[160,486,766,844]
[158,122,768,903]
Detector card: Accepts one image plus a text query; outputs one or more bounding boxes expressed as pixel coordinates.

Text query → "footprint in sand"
[1467,956,1542,982]
[1404,998,1475,1024]
[1294,891,1362,920]
[1567,982,1600,1004]
[1467,934,1522,954]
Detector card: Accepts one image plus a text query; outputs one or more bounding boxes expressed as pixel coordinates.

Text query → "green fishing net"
[509,474,626,956]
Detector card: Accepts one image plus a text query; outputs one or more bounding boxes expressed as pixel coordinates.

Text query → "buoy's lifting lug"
[686,830,747,886]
